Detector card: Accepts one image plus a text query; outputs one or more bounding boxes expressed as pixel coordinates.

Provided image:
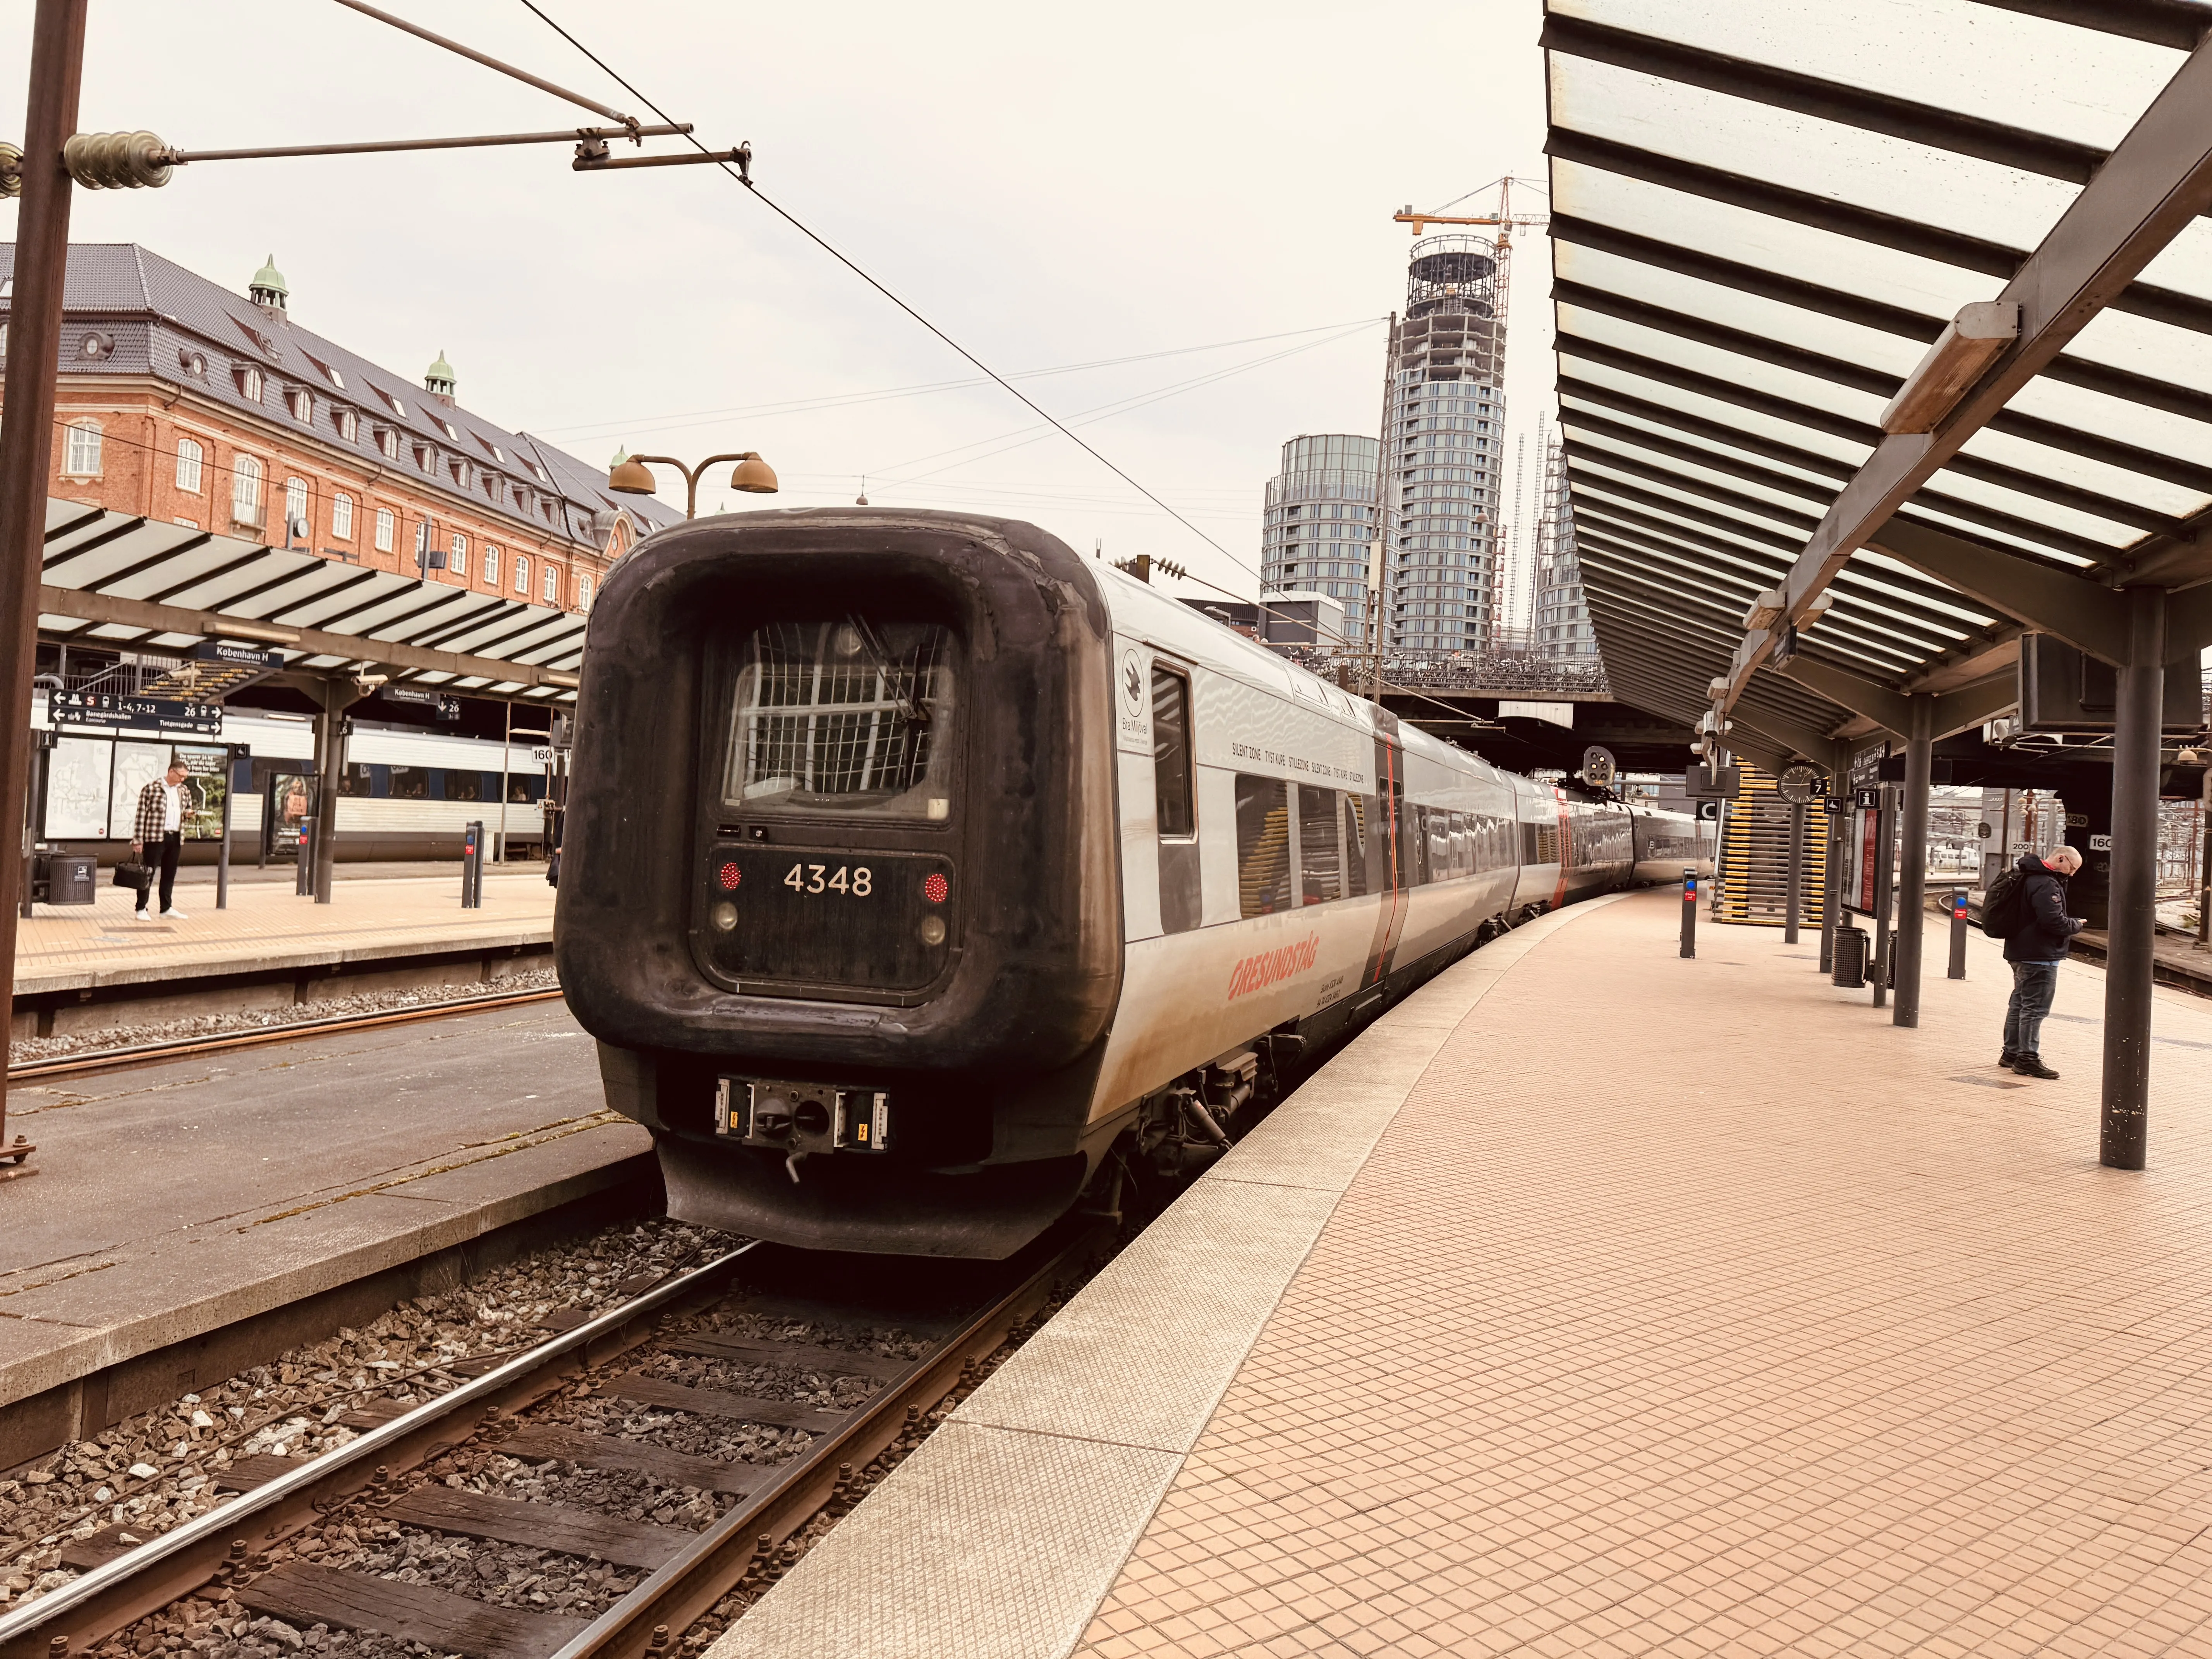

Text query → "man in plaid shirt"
[131,760,193,921]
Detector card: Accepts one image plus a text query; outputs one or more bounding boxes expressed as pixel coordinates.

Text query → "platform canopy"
[1542,0,2212,775]
[39,499,587,702]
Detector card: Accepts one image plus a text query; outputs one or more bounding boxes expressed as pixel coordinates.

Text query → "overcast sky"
[3,0,1557,618]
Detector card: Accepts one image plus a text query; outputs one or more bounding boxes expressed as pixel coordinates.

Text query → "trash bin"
[1832,924,1868,988]
[34,853,96,906]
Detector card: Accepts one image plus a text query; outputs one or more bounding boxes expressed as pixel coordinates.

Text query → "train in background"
[558,510,1711,1261]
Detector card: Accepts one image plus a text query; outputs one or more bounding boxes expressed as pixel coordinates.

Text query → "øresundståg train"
[557,511,1707,1259]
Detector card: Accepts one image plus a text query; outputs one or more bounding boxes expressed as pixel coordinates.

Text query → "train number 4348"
[783,863,874,897]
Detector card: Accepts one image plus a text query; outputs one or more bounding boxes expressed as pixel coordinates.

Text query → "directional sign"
[48,690,222,737]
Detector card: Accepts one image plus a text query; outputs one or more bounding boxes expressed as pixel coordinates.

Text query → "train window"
[1297,784,1341,904]
[723,618,958,820]
[442,769,484,802]
[508,775,544,805]
[388,766,428,800]
[1425,808,1451,883]
[1342,794,1370,898]
[1152,666,1195,839]
[337,763,373,797]
[1234,775,1292,917]
[1450,812,1470,877]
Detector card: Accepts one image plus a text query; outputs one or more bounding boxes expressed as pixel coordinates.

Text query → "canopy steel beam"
[1968,0,2212,50]
[1716,29,2212,714]
[1779,655,2019,740]
[38,585,580,690]
[1863,517,2134,663]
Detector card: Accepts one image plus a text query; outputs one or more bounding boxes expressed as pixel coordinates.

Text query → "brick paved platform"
[12,868,554,1001]
[720,885,2212,1659]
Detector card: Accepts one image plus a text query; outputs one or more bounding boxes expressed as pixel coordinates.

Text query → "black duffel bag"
[112,861,151,890]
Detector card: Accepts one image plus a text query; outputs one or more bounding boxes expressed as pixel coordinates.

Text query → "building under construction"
[1381,235,1506,655]
[1533,436,1599,663]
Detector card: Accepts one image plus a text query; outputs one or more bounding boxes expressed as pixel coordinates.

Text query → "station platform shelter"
[718,888,2212,1659]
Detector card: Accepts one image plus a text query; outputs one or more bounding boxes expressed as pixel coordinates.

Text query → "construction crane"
[1393,176,1549,394]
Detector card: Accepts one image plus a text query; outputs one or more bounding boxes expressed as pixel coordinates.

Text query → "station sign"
[48,690,222,737]
[380,685,462,721]
[194,641,283,670]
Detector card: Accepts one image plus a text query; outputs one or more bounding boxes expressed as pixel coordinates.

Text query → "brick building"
[2,243,678,613]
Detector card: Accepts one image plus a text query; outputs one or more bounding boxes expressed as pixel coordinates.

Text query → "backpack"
[1980,865,2027,939]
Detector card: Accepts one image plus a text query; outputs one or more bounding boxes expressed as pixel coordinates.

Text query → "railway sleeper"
[239,1561,588,1659]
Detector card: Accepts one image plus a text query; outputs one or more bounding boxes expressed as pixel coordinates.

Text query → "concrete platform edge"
[711,894,1630,1659]
[13,926,555,999]
[0,1123,652,1418]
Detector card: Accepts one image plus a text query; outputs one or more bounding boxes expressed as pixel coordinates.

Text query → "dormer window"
[287,387,313,424]
[474,435,508,463]
[335,407,359,443]
[376,426,399,460]
[526,460,550,484]
[303,352,345,389]
[414,443,435,473]
[236,366,264,402]
[373,385,409,420]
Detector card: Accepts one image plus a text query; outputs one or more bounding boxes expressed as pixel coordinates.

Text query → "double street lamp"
[609,451,778,519]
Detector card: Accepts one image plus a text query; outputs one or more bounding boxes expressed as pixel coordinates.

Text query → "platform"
[9,868,555,1036]
[720,886,2212,1658]
[0,997,648,1469]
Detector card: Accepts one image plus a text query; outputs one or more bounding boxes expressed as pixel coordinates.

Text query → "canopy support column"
[2102,586,2166,1170]
[1893,697,1934,1029]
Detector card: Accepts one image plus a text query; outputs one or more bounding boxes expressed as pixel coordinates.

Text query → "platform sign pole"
[1784,802,1805,944]
[1680,868,1698,959]
[216,744,234,912]
[1948,890,1968,979]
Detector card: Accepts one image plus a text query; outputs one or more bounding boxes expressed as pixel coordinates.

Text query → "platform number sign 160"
[784,862,873,898]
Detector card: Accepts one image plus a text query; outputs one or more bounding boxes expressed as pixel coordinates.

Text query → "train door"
[1361,732,1409,988]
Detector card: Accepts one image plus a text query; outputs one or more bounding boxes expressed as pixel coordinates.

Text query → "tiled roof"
[1,242,681,548]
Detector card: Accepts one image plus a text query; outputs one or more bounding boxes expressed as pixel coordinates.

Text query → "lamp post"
[608,451,778,518]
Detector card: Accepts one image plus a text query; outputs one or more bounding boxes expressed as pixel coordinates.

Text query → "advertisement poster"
[45,737,112,838]
[173,746,230,841]
[269,773,314,861]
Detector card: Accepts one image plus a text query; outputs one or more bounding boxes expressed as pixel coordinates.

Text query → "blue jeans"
[2004,961,2060,1058]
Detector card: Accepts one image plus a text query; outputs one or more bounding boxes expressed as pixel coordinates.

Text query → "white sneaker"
[134,907,151,921]
[161,908,188,921]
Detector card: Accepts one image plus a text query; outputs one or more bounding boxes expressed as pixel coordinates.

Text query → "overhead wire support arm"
[328,0,641,130]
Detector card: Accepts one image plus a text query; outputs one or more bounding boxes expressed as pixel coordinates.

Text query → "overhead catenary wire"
[512,0,1319,607]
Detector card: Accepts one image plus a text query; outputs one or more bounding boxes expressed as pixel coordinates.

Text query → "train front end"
[558,510,1122,1258]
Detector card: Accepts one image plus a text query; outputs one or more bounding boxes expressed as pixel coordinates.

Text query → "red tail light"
[718,862,741,890]
[923,872,949,904]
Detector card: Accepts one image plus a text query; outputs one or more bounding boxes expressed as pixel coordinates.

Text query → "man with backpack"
[1984,845,2085,1079]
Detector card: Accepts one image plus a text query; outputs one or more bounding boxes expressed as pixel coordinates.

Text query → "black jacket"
[2002,852,2082,963]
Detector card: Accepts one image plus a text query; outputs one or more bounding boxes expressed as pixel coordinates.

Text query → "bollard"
[1680,867,1697,959]
[1948,888,1968,979]
[461,820,484,909]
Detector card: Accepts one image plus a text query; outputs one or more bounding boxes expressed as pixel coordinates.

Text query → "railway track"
[0,1221,1108,1659]
[5,989,567,1084]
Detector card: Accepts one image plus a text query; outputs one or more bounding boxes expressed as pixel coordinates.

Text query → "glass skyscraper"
[1258,434,1381,647]
[1383,236,1505,655]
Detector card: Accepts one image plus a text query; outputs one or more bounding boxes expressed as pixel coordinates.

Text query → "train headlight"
[918,914,946,946]
[710,901,738,931]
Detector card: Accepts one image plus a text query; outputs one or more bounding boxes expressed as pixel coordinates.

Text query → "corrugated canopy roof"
[1542,0,2212,772]
[41,499,588,702]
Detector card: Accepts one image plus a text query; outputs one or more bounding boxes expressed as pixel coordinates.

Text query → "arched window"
[62,419,101,476]
[285,477,310,534]
[543,565,558,605]
[513,554,529,595]
[483,544,499,584]
[450,531,467,573]
[231,455,264,529]
[374,507,395,553]
[175,437,203,493]
[578,575,593,610]
[332,493,354,540]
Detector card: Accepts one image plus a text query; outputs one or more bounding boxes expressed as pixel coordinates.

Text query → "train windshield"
[722,618,958,819]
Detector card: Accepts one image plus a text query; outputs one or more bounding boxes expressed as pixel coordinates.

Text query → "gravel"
[0,1217,723,1611]
[10,970,563,1064]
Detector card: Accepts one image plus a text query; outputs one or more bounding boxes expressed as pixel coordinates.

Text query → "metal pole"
[216,744,234,911]
[0,0,89,1165]
[1784,800,1805,944]
[2102,586,2165,1172]
[1872,783,1896,1009]
[1893,697,1934,1028]
[2197,765,2211,948]
[497,700,512,862]
[1820,791,1843,974]
[1680,867,1698,958]
[1948,890,1968,979]
[311,698,347,904]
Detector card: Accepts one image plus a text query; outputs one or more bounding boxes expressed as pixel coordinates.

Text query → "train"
[557,511,1709,1259]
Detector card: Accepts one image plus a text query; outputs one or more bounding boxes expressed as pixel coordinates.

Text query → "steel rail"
[0,1243,761,1659]
[546,1219,1110,1659]
[6,988,563,1083]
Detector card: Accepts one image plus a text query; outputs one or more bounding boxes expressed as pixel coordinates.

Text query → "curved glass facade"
[1259,434,1380,645]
